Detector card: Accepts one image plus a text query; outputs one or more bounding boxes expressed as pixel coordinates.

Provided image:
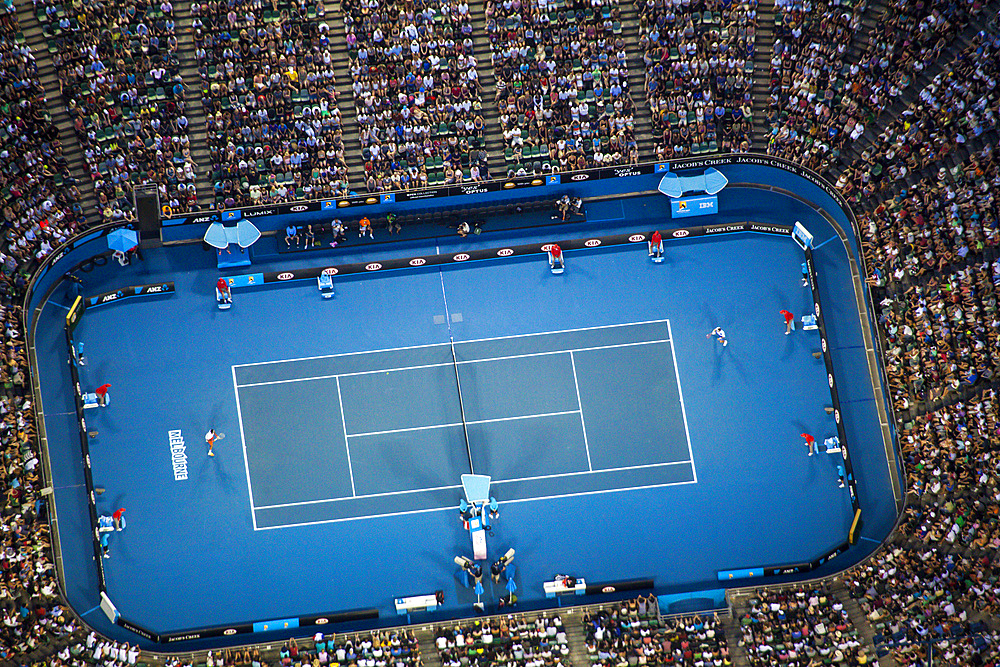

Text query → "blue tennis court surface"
[32,188,897,645]
[236,320,694,528]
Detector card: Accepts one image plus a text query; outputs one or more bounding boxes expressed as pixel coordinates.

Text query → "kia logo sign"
[290,205,308,212]
[453,253,470,262]
[365,197,378,204]
[277,272,295,280]
[672,230,689,238]
[571,174,590,181]
[409,258,427,266]
[629,234,646,242]
[224,629,237,636]
[365,263,382,271]
[584,239,601,247]
[315,618,329,625]
[601,586,616,593]
[541,243,555,251]
[497,248,514,257]
[322,267,338,276]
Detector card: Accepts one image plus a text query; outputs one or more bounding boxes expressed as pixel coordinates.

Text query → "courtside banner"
[671,195,718,218]
[244,224,793,285]
[86,282,175,308]
[805,249,860,513]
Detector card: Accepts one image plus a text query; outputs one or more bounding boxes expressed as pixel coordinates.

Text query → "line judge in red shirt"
[649,230,663,258]
[801,433,816,456]
[780,309,795,335]
[548,244,564,270]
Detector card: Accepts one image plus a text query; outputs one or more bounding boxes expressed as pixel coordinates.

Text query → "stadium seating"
[196,0,350,207]
[6,0,1000,660]
[487,0,638,176]
[43,0,197,218]
[639,0,757,158]
[738,584,875,665]
[0,1,80,658]
[436,614,571,667]
[344,0,489,191]
[764,0,866,171]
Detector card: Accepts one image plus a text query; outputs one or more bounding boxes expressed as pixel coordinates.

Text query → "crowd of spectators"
[487,0,639,176]
[875,257,1000,415]
[856,145,1000,288]
[840,0,980,123]
[1,5,83,275]
[344,0,488,191]
[837,13,1000,197]
[41,0,197,219]
[764,0,866,172]
[897,388,1000,499]
[196,0,351,208]
[846,545,999,665]
[436,614,570,667]
[584,597,732,666]
[0,0,90,659]
[639,0,756,159]
[737,584,874,665]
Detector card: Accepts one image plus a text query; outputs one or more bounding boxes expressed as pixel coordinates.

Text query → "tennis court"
[30,183,897,647]
[236,320,694,528]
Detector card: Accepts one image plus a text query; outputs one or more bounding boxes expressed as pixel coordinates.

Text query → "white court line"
[347,421,465,438]
[450,318,671,346]
[232,366,258,530]
[236,341,671,390]
[255,483,465,510]
[495,459,691,484]
[453,340,671,367]
[335,377,356,497]
[344,410,582,439]
[667,319,697,483]
[236,362,454,388]
[251,460,691,510]
[232,319,672,370]
[253,478,697,530]
[569,351,592,471]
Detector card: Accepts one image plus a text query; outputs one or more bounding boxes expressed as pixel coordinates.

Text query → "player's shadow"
[196,453,237,492]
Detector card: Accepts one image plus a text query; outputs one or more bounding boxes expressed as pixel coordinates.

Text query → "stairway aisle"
[328,0,366,191]
[467,0,504,177]
[15,0,96,211]
[724,595,754,667]
[621,0,657,162]
[750,0,775,150]
[172,0,214,210]
[833,579,901,667]
[413,625,442,667]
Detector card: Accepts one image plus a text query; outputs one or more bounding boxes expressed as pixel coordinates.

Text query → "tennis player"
[707,327,728,347]
[206,428,219,457]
